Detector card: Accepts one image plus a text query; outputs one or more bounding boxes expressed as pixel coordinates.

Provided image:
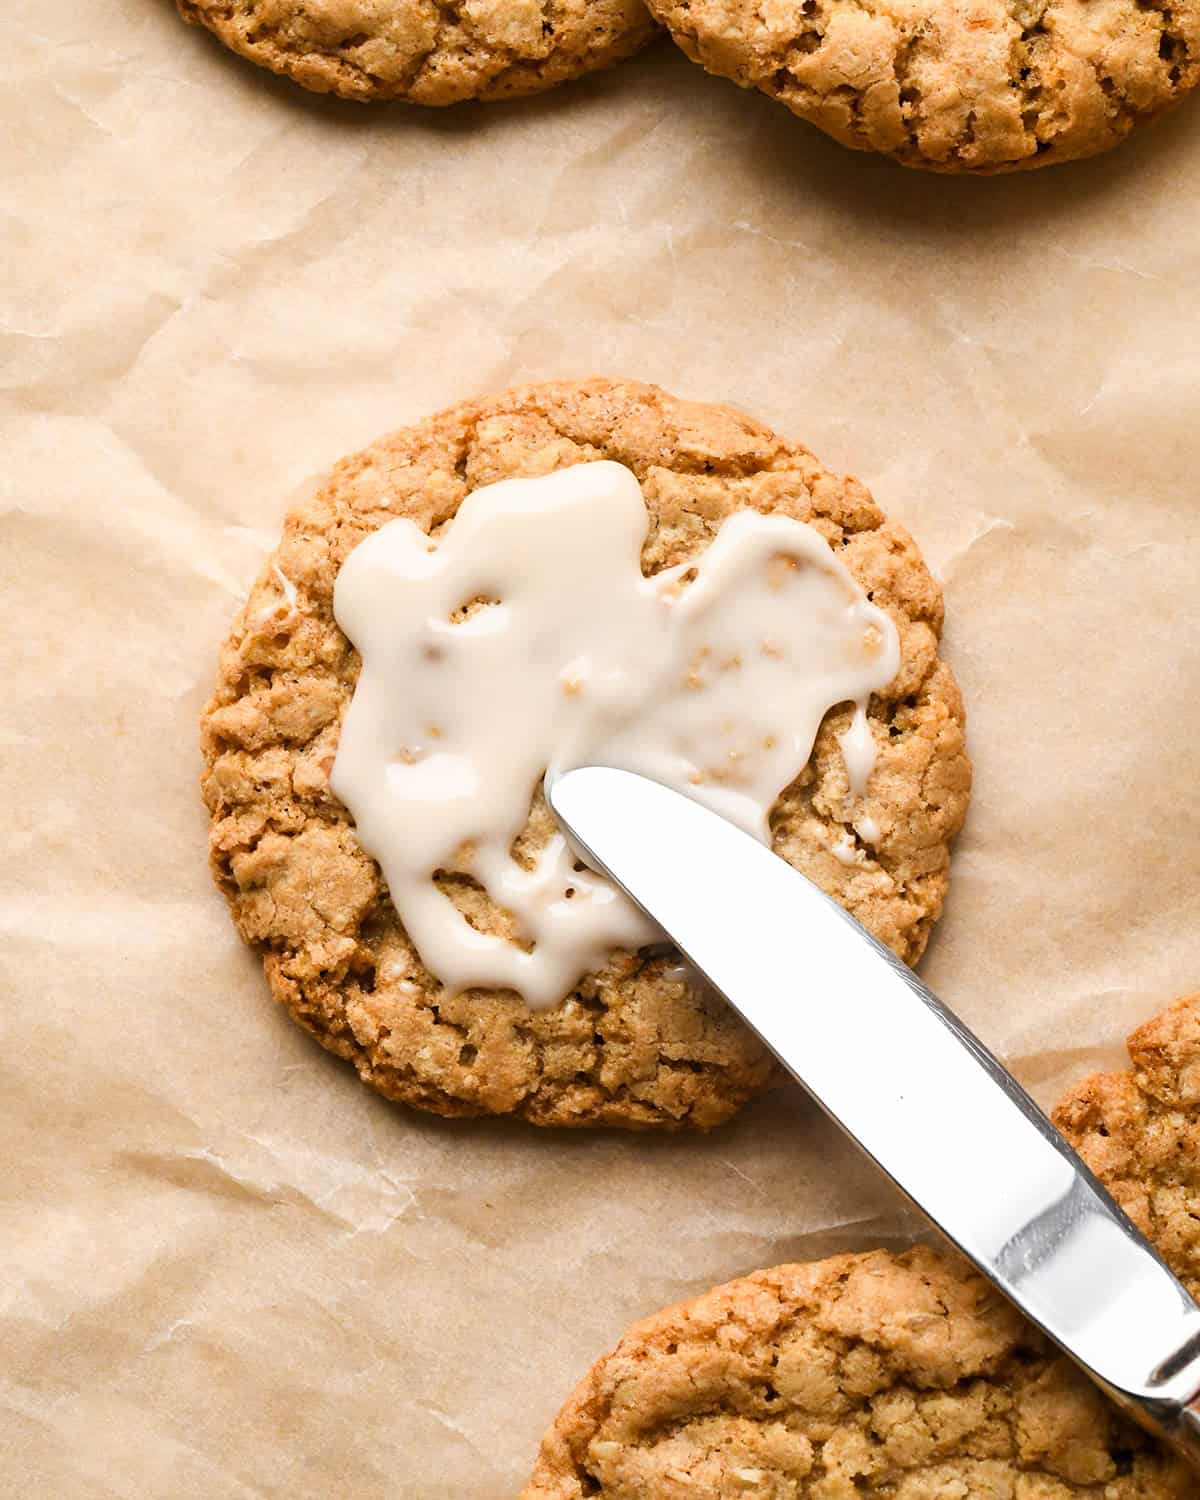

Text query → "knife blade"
[546,763,1200,1467]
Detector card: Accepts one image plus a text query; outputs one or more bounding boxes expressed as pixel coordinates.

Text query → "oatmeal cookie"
[200,378,969,1129]
[1055,991,1200,1298]
[523,1244,1190,1496]
[647,0,1200,171]
[177,0,659,104]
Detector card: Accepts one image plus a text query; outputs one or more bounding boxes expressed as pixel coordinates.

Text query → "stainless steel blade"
[547,764,1200,1465]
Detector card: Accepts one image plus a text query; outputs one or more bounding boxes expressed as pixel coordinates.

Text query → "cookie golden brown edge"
[647,0,1200,172]
[200,378,969,1130]
[1055,991,1200,1296]
[176,0,660,105]
[522,993,1200,1495]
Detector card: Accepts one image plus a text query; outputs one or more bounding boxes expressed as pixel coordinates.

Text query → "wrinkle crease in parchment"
[3,2,1200,1494]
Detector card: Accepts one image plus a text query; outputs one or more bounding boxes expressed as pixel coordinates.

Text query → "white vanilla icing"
[272,564,298,610]
[830,832,858,866]
[855,814,881,845]
[331,462,899,1008]
[837,703,877,798]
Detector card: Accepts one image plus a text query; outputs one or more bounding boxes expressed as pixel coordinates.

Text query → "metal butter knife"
[546,764,1200,1468]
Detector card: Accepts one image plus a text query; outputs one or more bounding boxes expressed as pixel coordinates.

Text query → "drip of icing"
[249,564,300,630]
[272,564,298,610]
[331,461,900,1009]
[837,703,877,798]
[855,814,881,845]
[831,833,858,867]
[836,678,882,847]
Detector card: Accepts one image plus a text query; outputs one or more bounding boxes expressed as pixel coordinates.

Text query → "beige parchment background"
[3,0,1200,1493]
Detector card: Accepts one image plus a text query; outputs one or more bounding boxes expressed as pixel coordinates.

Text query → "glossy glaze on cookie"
[200,379,970,1128]
[330,460,898,1007]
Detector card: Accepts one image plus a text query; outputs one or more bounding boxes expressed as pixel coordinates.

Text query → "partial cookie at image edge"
[1055,990,1200,1299]
[522,991,1200,1491]
[176,0,661,106]
[521,1244,1191,1497]
[645,0,1200,172]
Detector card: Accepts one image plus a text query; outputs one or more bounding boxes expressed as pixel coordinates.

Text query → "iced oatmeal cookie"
[200,378,969,1129]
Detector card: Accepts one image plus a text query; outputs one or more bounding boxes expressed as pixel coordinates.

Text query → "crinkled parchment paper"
[3,1,1200,1493]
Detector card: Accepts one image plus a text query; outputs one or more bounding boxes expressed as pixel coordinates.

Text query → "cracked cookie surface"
[176,0,659,104]
[522,1244,1191,1497]
[1055,991,1200,1298]
[647,0,1200,171]
[200,378,969,1130]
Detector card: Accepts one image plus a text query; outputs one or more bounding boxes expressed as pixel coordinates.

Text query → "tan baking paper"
[3,2,1200,1494]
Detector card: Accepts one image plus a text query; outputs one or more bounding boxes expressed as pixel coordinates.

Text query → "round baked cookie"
[523,1244,1189,1496]
[200,378,969,1130]
[176,0,659,105]
[647,0,1200,171]
[1055,991,1200,1298]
